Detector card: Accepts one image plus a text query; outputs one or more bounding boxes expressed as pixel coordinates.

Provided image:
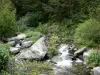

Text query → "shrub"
[74,19,100,47]
[0,7,17,40]
[86,50,100,67]
[48,33,58,58]
[35,23,50,34]
[26,12,43,27]
[57,19,76,43]
[6,58,54,75]
[72,63,91,75]
[0,44,10,71]
[24,30,42,43]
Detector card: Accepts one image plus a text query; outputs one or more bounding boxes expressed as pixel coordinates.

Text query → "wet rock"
[74,58,83,63]
[74,47,88,57]
[50,56,62,63]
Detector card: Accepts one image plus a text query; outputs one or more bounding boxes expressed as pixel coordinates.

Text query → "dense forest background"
[1,0,100,43]
[0,0,100,75]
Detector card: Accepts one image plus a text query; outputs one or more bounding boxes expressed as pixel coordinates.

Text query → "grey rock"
[17,36,49,60]
[75,58,83,63]
[10,47,20,54]
[15,43,22,48]
[7,41,15,46]
[21,41,33,48]
[51,56,62,63]
[8,37,17,41]
[16,33,27,40]
[93,67,100,75]
[74,47,88,56]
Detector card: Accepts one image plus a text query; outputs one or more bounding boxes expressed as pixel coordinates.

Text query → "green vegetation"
[0,0,17,41]
[86,50,100,67]
[0,44,10,71]
[6,57,54,75]
[48,33,58,58]
[74,19,100,47]
[0,0,100,74]
[72,63,91,75]
[24,30,42,43]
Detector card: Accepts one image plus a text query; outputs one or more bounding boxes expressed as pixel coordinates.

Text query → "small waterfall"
[53,44,75,75]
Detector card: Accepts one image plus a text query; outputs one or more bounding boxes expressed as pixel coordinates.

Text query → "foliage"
[74,19,100,47]
[48,33,58,58]
[0,4,17,40]
[72,63,91,75]
[24,29,42,44]
[0,44,10,71]
[35,23,50,34]
[6,57,54,75]
[0,71,10,75]
[0,0,14,11]
[35,21,76,43]
[56,19,77,43]
[11,0,42,18]
[92,5,100,21]
[86,50,100,67]
[26,11,43,27]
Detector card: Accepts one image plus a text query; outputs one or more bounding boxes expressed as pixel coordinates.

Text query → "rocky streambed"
[6,33,100,75]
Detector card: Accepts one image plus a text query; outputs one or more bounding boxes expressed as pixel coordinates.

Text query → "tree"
[0,0,17,41]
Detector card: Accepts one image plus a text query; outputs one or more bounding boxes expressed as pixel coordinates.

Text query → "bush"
[6,57,54,75]
[0,44,10,71]
[74,19,100,47]
[35,23,50,34]
[86,50,100,67]
[72,63,91,75]
[26,12,43,27]
[0,8,17,40]
[57,19,76,43]
[23,29,42,43]
[48,33,58,58]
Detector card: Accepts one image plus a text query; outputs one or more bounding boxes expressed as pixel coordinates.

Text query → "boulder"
[21,41,33,48]
[15,43,22,48]
[8,37,16,41]
[50,56,62,63]
[17,36,49,60]
[7,41,15,46]
[75,58,83,63]
[93,67,100,75]
[16,33,27,40]
[10,47,20,54]
[74,47,88,56]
